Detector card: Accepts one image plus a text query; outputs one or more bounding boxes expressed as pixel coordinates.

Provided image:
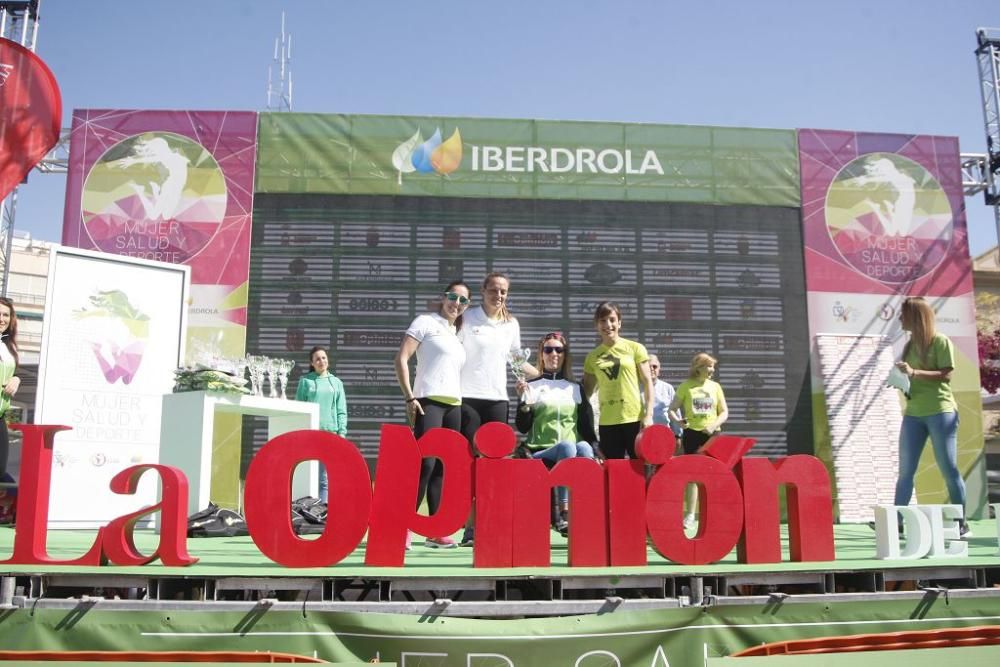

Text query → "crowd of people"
[293,281,970,547]
[0,287,965,541]
[298,273,731,548]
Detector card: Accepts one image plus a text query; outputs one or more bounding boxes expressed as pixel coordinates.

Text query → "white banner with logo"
[36,247,189,528]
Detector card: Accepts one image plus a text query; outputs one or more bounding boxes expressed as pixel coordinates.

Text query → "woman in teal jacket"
[295,345,348,502]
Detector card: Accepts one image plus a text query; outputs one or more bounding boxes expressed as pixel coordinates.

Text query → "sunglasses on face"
[543,346,565,354]
[445,292,470,305]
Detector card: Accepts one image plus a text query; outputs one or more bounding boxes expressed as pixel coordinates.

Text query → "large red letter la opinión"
[244,429,372,567]
[0,424,103,565]
[101,464,197,567]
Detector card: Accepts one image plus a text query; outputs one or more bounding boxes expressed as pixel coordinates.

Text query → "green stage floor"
[1,521,998,578]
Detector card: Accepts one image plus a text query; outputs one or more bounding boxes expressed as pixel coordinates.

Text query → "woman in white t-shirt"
[394,280,470,548]
[457,272,537,545]
[459,272,537,442]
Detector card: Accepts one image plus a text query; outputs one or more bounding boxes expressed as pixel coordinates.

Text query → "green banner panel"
[255,113,800,207]
[2,599,999,665]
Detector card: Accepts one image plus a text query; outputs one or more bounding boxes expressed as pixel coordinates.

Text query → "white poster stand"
[815,333,902,522]
[35,246,189,529]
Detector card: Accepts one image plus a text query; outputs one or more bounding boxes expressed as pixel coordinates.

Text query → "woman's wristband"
[406,396,419,404]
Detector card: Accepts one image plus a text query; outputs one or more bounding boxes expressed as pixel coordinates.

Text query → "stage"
[2,521,1000,612]
[1,522,1000,663]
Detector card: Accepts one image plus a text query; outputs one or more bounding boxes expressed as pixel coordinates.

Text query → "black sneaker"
[960,522,973,538]
[460,528,474,547]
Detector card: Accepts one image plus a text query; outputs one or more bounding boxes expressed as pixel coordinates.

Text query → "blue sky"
[16,1,1000,255]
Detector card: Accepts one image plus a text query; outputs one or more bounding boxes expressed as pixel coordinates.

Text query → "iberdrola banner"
[797,129,985,518]
[255,113,801,208]
[61,109,258,509]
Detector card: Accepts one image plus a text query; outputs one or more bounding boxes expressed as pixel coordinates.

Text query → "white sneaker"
[683,514,696,530]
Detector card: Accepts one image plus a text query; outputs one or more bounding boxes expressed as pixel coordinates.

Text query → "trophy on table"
[266,357,281,398]
[277,359,295,399]
[247,354,267,396]
[234,356,249,391]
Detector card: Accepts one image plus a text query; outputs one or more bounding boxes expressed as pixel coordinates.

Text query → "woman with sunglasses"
[582,301,655,459]
[394,281,471,549]
[0,297,19,480]
[515,332,597,532]
[457,272,537,545]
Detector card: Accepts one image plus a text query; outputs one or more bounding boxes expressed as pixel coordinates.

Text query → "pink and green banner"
[798,129,985,517]
[62,109,258,360]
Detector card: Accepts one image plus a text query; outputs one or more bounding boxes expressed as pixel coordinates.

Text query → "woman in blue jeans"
[515,332,598,532]
[894,296,968,536]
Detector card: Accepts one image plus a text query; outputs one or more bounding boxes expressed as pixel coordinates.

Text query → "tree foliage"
[978,326,1000,394]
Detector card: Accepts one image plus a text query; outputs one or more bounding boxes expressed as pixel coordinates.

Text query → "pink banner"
[61,110,257,357]
[798,130,970,297]
[798,129,985,514]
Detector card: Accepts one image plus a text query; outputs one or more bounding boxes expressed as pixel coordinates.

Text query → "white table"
[159,391,320,514]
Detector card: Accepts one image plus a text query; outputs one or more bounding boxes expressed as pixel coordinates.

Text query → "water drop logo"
[392,127,463,183]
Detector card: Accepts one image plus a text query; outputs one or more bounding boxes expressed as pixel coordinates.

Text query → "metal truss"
[3,564,999,617]
[0,0,41,296]
[34,126,70,174]
[975,28,1000,254]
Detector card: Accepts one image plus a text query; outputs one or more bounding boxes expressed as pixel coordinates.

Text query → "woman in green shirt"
[295,345,347,503]
[894,297,967,534]
[669,352,728,529]
[582,301,654,459]
[0,297,21,478]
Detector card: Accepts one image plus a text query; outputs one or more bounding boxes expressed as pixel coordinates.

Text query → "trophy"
[277,359,294,399]
[247,354,267,396]
[234,356,249,390]
[266,357,280,398]
[245,354,259,395]
[507,347,531,382]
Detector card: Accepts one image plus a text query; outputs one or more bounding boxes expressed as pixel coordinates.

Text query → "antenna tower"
[266,12,292,112]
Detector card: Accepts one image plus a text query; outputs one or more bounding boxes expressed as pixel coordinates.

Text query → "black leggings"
[0,420,7,477]
[461,398,509,451]
[599,421,641,459]
[681,428,713,455]
[413,398,462,514]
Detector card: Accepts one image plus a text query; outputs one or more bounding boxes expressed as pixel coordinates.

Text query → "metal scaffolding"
[975,27,1000,255]
[0,0,40,296]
